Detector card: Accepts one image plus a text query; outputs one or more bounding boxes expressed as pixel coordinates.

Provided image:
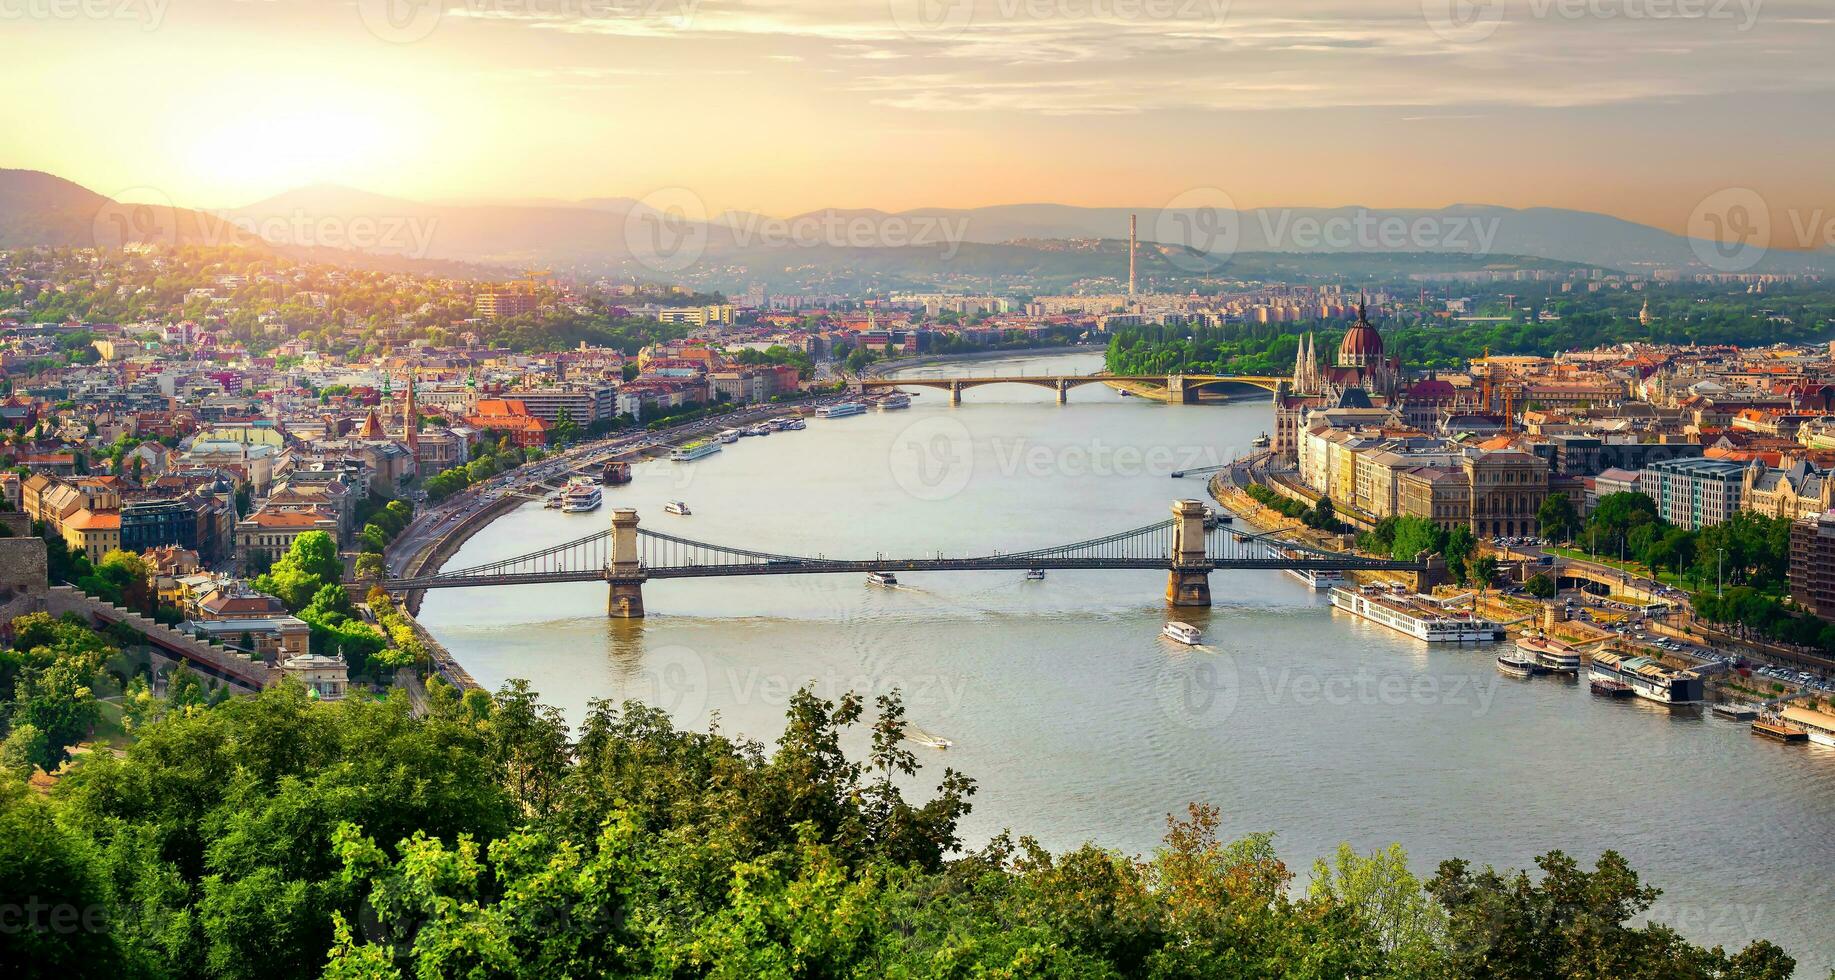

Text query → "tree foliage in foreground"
[0,666,1801,980]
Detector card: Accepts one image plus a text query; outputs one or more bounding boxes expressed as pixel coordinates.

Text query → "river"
[420,351,1834,972]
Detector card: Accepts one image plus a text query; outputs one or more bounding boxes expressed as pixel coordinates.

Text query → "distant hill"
[3,170,1829,283]
[0,169,265,250]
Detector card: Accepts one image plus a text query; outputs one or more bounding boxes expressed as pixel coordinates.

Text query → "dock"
[1751,718,1809,743]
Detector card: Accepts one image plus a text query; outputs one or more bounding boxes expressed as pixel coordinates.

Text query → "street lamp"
[1716,547,1724,600]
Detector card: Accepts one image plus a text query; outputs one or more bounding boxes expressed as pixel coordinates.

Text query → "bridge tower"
[1166,374,1196,404]
[1056,379,1070,404]
[1166,498,1211,606]
[949,380,963,406]
[607,508,646,618]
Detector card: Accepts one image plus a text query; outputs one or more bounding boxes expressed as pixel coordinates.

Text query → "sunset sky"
[5,0,1830,234]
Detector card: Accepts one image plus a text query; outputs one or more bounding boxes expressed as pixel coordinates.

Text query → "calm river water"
[421,351,1834,972]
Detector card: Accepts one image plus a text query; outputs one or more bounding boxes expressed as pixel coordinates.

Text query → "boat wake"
[905,724,953,750]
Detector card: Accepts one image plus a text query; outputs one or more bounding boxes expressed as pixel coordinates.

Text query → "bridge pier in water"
[607,507,646,618]
[1165,498,1211,607]
[949,380,963,406]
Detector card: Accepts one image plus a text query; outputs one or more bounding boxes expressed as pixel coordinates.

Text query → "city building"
[1639,457,1751,530]
[1788,511,1835,622]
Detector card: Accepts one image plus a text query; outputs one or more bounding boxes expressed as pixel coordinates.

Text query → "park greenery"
[0,649,1810,980]
[422,438,534,502]
[1357,516,1482,586]
[1103,282,1835,376]
[250,531,399,679]
[1244,483,1346,532]
[1555,493,1834,652]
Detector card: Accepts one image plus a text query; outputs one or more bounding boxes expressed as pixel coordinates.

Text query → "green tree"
[1537,493,1579,543]
[1525,572,1557,599]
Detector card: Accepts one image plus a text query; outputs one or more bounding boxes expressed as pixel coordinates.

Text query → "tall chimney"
[1128,213,1137,299]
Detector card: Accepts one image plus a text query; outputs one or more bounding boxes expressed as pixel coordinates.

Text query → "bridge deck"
[381,555,1422,590]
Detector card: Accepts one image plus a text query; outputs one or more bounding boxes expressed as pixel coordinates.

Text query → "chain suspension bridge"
[370,500,1428,618]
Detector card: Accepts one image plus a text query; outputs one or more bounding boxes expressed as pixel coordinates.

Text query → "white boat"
[1025,569,1046,581]
[1329,586,1505,642]
[878,393,911,410]
[905,725,952,749]
[781,417,807,430]
[1285,566,1345,590]
[1496,654,1543,678]
[1516,633,1582,674]
[867,570,898,586]
[743,425,770,437]
[1588,650,1705,706]
[663,500,691,516]
[717,429,741,444]
[560,480,602,513]
[1162,621,1203,645]
[670,440,723,461]
[819,402,868,418]
[1251,433,1272,448]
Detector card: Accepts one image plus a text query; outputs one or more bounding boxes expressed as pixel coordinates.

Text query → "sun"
[180,106,410,204]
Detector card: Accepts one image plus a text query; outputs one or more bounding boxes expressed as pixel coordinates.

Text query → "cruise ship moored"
[1586,650,1705,706]
[670,440,723,461]
[819,402,868,418]
[1329,586,1505,642]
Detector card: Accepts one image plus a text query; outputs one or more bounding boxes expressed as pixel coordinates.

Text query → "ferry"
[717,429,741,444]
[1162,621,1204,646]
[819,402,868,419]
[1251,433,1272,448]
[1587,650,1705,706]
[878,393,912,410]
[663,500,691,516]
[1516,633,1582,674]
[743,425,770,437]
[1495,654,1544,678]
[780,417,807,431]
[1329,586,1505,643]
[560,480,602,513]
[867,570,898,586]
[669,440,723,462]
[1025,569,1047,581]
[602,460,632,485]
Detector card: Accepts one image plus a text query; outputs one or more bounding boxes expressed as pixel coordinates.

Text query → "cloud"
[432,0,1833,115]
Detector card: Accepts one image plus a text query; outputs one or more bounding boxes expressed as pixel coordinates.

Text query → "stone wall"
[0,537,49,625]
